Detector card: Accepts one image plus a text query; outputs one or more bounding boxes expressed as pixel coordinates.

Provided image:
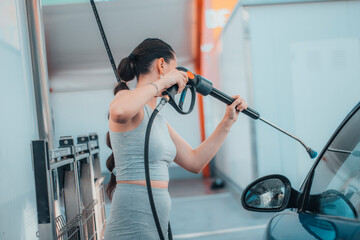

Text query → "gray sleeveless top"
[110,105,177,181]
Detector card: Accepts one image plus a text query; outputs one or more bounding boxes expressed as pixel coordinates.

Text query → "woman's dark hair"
[106,38,175,200]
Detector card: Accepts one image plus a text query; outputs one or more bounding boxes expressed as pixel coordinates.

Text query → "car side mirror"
[241,174,298,212]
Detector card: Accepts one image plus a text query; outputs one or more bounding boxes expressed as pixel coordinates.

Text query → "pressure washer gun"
[162,66,317,159]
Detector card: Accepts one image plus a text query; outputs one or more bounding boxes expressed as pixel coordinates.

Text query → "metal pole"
[25,0,54,147]
[25,1,56,239]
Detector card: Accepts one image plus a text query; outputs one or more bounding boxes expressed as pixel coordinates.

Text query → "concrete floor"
[105,178,275,239]
[169,178,274,240]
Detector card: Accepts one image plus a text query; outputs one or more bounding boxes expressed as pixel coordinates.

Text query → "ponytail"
[118,54,137,81]
[105,131,116,200]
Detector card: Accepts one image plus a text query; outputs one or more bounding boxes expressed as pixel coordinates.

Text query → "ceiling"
[42,0,196,91]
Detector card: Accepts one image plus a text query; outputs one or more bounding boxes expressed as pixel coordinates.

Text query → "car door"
[297,102,360,239]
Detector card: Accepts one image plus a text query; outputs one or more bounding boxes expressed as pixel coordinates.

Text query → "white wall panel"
[0,0,40,238]
[247,1,360,188]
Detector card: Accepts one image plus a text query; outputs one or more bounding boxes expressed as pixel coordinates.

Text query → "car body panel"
[266,211,360,240]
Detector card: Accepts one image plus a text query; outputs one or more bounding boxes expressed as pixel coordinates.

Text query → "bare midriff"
[116,180,168,189]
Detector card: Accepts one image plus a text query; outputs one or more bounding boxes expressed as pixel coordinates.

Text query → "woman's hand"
[155,69,188,95]
[221,95,248,131]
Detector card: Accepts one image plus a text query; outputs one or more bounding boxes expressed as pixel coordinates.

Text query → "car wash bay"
[2,0,360,239]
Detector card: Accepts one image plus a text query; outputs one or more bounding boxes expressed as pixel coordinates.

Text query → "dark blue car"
[241,102,360,240]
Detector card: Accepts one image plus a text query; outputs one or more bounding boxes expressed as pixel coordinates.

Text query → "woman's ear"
[157,58,165,75]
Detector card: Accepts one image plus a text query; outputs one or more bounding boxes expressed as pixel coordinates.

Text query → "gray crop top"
[110,105,177,181]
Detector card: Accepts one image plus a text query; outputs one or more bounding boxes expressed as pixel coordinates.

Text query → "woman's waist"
[116,180,168,189]
[115,164,170,181]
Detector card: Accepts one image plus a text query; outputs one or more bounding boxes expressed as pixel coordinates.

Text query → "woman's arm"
[168,95,248,174]
[110,69,188,123]
[109,84,160,123]
[168,120,231,174]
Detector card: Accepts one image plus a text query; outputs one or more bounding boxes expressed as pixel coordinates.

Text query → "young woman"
[104,38,247,239]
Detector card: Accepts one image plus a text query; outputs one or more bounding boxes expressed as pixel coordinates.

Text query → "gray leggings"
[104,183,171,240]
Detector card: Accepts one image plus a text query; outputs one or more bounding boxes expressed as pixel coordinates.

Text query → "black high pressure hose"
[144,98,172,240]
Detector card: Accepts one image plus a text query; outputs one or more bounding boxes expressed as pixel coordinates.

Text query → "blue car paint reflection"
[266,211,360,240]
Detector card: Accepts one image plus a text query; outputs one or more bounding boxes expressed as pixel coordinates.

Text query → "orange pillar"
[195,0,210,178]
[196,0,239,178]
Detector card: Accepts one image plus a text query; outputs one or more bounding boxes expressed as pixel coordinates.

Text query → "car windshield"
[307,106,360,219]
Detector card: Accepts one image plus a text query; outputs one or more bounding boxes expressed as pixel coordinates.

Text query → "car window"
[306,107,360,220]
